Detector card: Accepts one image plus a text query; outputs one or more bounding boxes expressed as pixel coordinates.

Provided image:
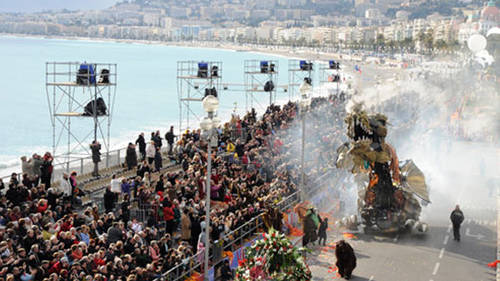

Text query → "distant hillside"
[0,0,119,13]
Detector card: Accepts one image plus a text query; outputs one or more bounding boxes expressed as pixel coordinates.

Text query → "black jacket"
[104,189,115,212]
[126,147,138,167]
[136,135,146,152]
[90,143,101,163]
[450,210,464,225]
[165,131,176,145]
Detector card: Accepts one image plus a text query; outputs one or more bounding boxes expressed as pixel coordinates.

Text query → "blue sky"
[0,0,119,13]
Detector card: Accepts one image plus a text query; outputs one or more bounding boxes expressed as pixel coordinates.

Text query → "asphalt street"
[308,136,499,281]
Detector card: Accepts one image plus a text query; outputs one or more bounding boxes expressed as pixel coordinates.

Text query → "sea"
[0,36,294,176]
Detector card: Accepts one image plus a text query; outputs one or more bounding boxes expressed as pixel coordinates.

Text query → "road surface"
[309,140,498,281]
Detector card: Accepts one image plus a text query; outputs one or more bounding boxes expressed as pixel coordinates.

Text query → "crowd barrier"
[160,191,300,281]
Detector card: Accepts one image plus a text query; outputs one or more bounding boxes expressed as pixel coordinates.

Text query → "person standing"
[60,173,72,204]
[104,186,115,214]
[450,205,464,241]
[146,141,156,165]
[335,240,356,280]
[135,133,147,161]
[154,147,163,172]
[126,143,138,170]
[41,152,54,188]
[165,126,177,155]
[20,156,33,178]
[220,259,233,281]
[318,217,328,246]
[31,154,44,186]
[181,209,191,243]
[153,130,162,149]
[303,208,317,247]
[90,141,101,177]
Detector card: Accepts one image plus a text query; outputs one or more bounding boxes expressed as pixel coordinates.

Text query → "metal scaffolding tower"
[288,59,314,100]
[45,62,117,171]
[177,61,222,133]
[319,60,341,97]
[244,60,279,110]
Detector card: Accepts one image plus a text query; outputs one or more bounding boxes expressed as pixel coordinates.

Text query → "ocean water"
[0,36,292,175]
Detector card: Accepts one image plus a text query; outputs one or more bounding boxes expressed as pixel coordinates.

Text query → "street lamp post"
[299,79,311,200]
[200,94,220,281]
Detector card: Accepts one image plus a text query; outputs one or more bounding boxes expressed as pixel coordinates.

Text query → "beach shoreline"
[0,32,348,61]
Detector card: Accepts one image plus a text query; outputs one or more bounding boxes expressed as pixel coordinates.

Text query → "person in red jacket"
[37,199,49,213]
[49,257,69,274]
[163,200,175,234]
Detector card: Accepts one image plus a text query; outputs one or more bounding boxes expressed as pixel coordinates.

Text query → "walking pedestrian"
[450,205,464,241]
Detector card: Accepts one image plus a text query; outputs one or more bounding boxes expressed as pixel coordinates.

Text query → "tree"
[376,33,385,46]
[424,29,434,52]
[435,39,448,51]
[376,33,385,52]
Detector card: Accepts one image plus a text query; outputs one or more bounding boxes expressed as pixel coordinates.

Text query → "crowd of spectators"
[0,93,353,281]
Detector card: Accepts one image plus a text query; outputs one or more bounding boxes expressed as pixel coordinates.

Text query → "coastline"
[0,32,394,180]
[0,32,343,62]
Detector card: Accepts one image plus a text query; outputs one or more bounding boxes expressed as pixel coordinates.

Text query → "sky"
[0,0,119,13]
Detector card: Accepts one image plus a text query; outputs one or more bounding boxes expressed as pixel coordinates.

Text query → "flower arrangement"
[235,228,312,281]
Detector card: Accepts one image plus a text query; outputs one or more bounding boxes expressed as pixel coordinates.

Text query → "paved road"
[309,206,496,281]
[308,140,498,281]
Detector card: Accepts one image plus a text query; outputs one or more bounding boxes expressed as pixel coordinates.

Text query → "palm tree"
[424,29,434,54]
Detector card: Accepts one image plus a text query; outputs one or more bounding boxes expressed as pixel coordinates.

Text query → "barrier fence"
[160,191,300,281]
[1,146,131,186]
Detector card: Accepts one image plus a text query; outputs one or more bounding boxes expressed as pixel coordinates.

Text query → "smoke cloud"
[278,59,499,225]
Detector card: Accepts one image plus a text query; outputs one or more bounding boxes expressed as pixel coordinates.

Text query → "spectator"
[60,173,72,204]
[135,133,146,161]
[110,174,122,195]
[0,95,348,281]
[126,143,138,170]
[90,141,101,177]
[146,141,156,165]
[165,126,177,155]
[31,154,43,186]
[152,130,162,149]
[181,209,191,243]
[220,259,233,281]
[41,152,54,188]
[20,156,33,179]
[104,186,115,214]
[163,200,175,235]
[154,147,162,172]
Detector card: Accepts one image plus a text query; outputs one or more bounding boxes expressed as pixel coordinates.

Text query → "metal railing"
[161,191,300,281]
[1,146,132,185]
